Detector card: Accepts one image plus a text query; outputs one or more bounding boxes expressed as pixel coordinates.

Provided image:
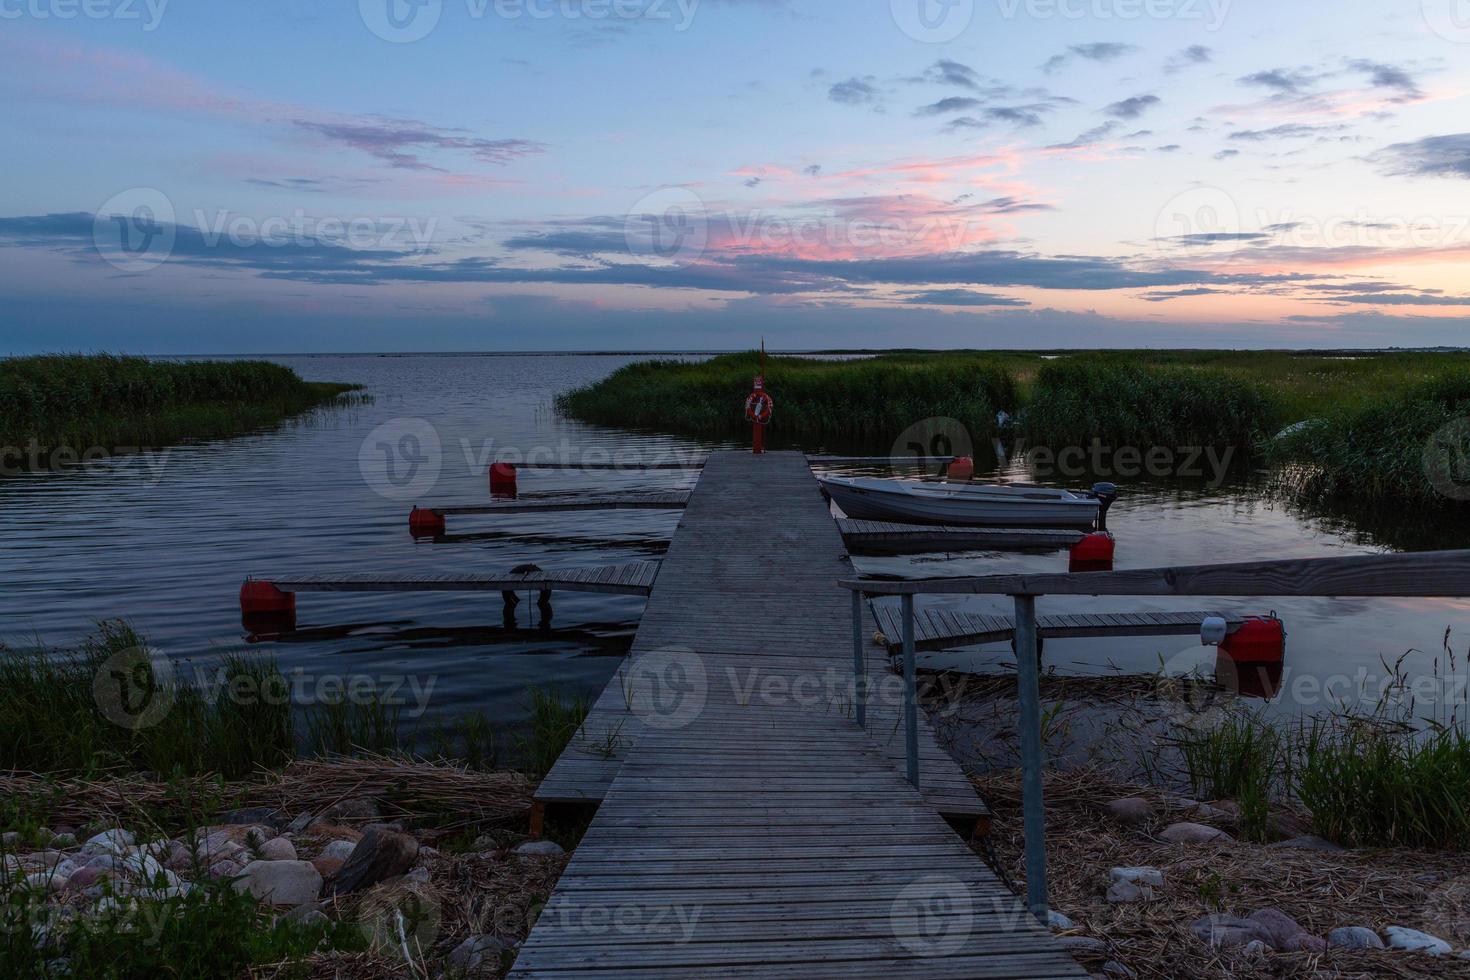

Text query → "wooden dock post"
[901,593,919,789]
[850,589,866,729]
[1013,593,1049,921]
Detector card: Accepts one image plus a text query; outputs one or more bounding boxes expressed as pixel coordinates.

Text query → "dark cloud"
[802,164,823,177]
[980,197,1054,214]
[1238,68,1316,94]
[292,119,544,171]
[1139,287,1230,301]
[923,59,982,90]
[1370,134,1470,179]
[744,176,763,188]
[1346,59,1423,102]
[901,289,1029,307]
[1104,95,1160,119]
[915,97,983,116]
[1317,292,1470,306]
[1046,121,1121,150]
[1229,123,1345,141]
[1165,45,1212,73]
[1165,232,1272,246]
[1156,144,1181,153]
[828,77,878,105]
[1213,148,1241,160]
[1042,41,1138,73]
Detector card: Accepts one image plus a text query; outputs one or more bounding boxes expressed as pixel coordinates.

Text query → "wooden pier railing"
[840,549,1470,918]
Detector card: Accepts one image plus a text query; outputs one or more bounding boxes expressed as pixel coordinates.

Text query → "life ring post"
[744,374,773,455]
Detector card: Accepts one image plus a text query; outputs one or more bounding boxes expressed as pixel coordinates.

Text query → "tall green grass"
[1174,712,1287,841]
[515,686,590,777]
[556,351,1021,444]
[0,354,360,462]
[1170,646,1470,849]
[1022,356,1279,452]
[1273,373,1470,503]
[0,622,296,779]
[1296,717,1470,849]
[0,868,366,979]
[0,623,590,780]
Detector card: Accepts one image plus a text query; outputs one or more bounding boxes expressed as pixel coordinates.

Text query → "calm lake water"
[4,353,1470,731]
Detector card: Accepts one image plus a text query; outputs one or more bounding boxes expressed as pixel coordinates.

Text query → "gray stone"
[1189,914,1272,949]
[208,858,243,880]
[83,829,134,854]
[1103,798,1154,825]
[1105,881,1147,904]
[317,840,356,862]
[234,860,323,907]
[1108,867,1163,887]
[513,840,565,857]
[222,807,284,829]
[1247,908,1308,950]
[258,838,297,862]
[284,812,314,836]
[284,909,328,929]
[1047,910,1075,931]
[1269,835,1344,853]
[1279,934,1327,953]
[283,902,326,925]
[325,828,418,897]
[1059,936,1106,955]
[1240,940,1270,960]
[449,935,509,973]
[48,833,77,849]
[326,797,381,822]
[1159,822,1232,845]
[1327,926,1384,950]
[1384,926,1452,956]
[1,831,21,847]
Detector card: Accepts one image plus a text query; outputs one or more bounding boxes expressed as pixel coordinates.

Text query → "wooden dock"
[431,493,690,517]
[512,452,1084,978]
[837,520,1083,555]
[259,562,661,597]
[870,603,1244,653]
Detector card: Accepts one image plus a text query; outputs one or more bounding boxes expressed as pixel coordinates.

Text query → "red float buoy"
[1069,531,1115,572]
[240,580,295,615]
[948,456,975,482]
[1220,615,1286,664]
[490,462,518,498]
[409,506,446,538]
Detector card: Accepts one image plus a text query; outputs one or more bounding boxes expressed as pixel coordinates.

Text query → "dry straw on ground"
[975,768,1470,979]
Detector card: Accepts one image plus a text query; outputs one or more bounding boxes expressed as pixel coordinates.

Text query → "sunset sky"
[4,0,1470,352]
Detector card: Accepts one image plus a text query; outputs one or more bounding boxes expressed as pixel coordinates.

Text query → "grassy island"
[0,354,362,466]
[557,349,1470,504]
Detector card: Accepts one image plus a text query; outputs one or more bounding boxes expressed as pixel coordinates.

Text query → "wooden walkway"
[512,452,1083,978]
[837,520,1083,555]
[431,493,690,517]
[870,603,1244,653]
[259,562,661,597]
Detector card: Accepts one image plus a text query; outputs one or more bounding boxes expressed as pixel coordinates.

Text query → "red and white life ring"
[745,390,774,425]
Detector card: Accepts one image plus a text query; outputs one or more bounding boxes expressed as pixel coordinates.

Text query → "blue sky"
[3,0,1470,352]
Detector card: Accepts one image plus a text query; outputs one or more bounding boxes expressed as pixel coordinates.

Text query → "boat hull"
[821,478,1100,529]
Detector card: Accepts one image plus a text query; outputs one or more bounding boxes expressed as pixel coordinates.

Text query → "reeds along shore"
[0,354,362,464]
[557,349,1470,504]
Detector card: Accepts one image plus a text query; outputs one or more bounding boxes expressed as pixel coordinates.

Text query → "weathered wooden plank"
[838,519,1083,555]
[514,452,1081,979]
[869,601,1244,652]
[433,493,690,516]
[844,549,1470,597]
[259,561,660,598]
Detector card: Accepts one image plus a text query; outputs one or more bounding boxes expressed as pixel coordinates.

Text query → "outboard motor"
[1090,482,1118,532]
